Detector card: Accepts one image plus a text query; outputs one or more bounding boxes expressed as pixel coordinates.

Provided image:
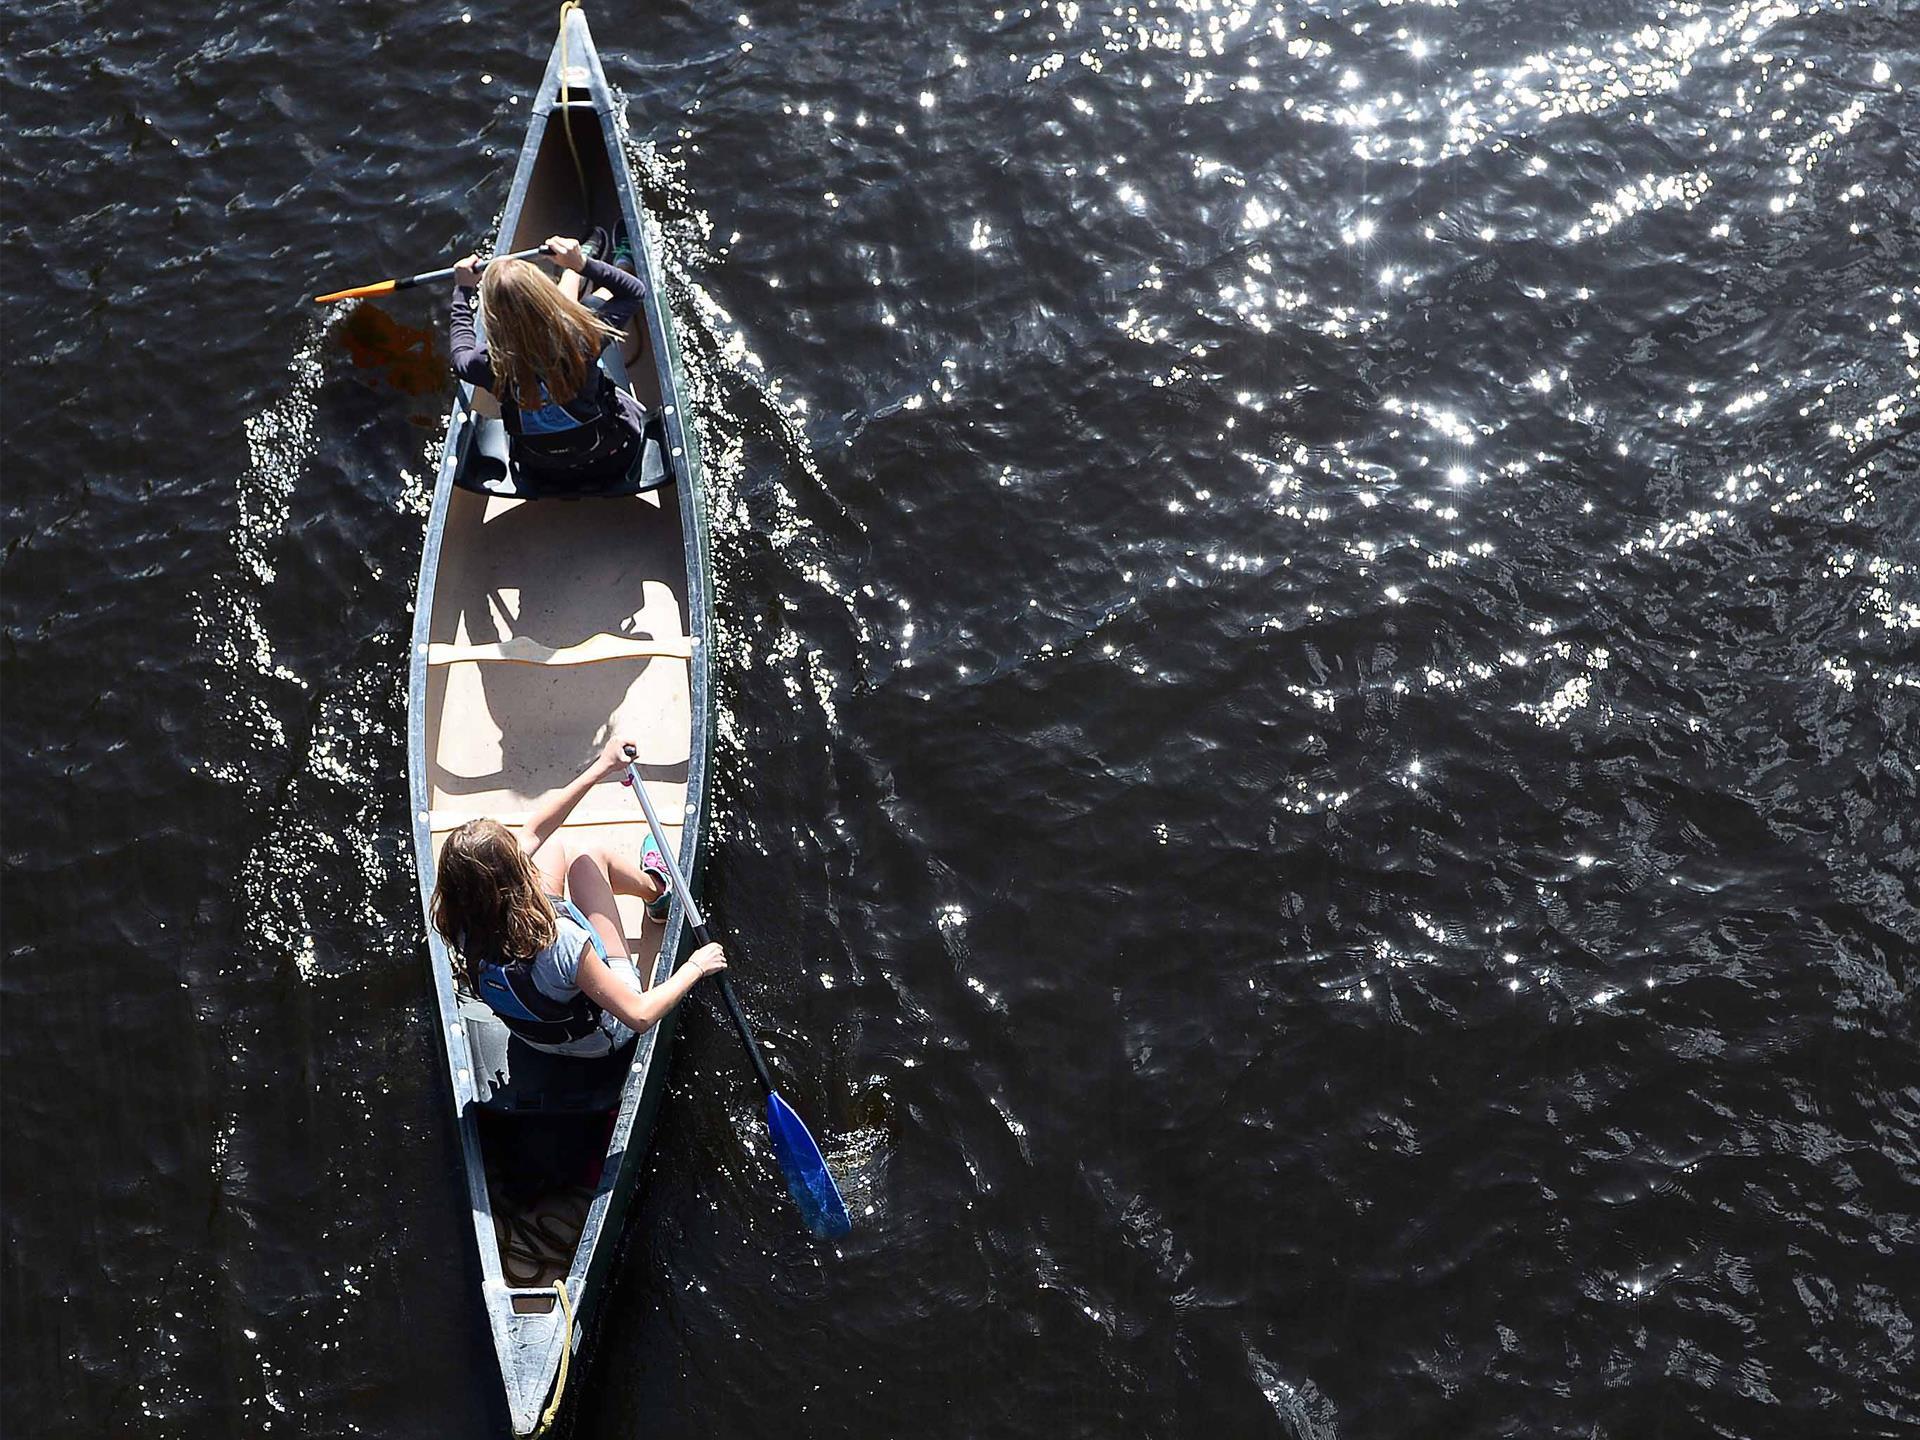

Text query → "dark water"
[5,0,1919,1434]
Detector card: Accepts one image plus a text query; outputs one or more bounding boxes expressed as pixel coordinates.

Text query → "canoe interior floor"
[483,1112,609,1290]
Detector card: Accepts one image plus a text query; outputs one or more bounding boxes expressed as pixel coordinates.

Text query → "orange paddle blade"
[313,279,398,304]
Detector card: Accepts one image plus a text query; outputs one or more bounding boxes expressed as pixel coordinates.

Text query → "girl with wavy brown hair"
[432,735,724,1056]
[448,234,650,484]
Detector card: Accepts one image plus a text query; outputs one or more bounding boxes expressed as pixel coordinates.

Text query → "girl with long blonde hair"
[432,735,724,1055]
[448,234,650,484]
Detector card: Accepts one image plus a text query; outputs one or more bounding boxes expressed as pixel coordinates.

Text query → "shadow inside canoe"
[423,485,695,809]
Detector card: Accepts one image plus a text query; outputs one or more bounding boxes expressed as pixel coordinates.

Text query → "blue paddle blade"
[765,1091,853,1238]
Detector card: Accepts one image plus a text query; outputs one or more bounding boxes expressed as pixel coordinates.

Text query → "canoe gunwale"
[405,9,714,1433]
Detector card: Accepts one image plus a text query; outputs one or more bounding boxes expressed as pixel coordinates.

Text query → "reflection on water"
[2,0,1916,1435]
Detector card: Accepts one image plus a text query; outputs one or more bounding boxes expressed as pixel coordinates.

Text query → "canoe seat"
[427,632,694,667]
[462,999,633,1115]
[455,411,670,500]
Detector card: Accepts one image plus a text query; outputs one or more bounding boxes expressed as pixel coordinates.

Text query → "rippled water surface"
[4,0,1918,1435]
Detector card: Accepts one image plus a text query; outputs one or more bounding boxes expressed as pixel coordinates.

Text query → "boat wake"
[616,117,878,710]
[192,323,431,981]
[174,316,452,1423]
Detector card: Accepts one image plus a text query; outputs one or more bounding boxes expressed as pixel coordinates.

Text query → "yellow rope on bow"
[535,1278,575,1434]
[555,2,591,212]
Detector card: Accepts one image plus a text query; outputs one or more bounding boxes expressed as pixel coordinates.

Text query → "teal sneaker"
[638,828,673,922]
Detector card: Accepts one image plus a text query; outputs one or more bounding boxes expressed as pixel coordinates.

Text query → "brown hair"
[477,258,622,409]
[431,819,557,984]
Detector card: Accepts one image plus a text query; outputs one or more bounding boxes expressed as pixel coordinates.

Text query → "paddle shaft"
[624,760,777,1097]
[402,245,548,290]
[311,246,551,303]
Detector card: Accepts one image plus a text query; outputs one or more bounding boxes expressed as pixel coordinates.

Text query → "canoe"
[405,9,712,1433]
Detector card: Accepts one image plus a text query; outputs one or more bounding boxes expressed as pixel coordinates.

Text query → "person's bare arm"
[576,942,727,1035]
[520,736,632,855]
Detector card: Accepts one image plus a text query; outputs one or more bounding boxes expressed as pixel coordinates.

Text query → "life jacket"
[471,898,609,1049]
[498,358,634,474]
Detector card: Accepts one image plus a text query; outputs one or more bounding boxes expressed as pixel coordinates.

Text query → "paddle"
[621,750,854,1239]
[311,246,550,304]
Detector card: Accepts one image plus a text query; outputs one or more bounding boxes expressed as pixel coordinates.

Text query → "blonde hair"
[431,819,557,984]
[478,258,622,409]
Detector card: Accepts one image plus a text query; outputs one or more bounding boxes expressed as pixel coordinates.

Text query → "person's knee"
[578,838,621,874]
[566,845,615,890]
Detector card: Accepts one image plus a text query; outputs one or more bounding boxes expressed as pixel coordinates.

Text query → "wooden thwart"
[428,632,695,668]
[428,810,685,834]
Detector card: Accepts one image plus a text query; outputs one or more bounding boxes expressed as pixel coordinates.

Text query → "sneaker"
[638,828,673,922]
[610,218,635,272]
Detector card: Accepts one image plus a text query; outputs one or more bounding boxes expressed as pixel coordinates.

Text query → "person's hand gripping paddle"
[621,748,853,1239]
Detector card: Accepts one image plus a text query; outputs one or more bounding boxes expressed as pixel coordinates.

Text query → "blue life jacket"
[499,360,632,473]
[472,897,609,1048]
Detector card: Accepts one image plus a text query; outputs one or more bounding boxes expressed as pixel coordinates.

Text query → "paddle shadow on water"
[331,302,449,406]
